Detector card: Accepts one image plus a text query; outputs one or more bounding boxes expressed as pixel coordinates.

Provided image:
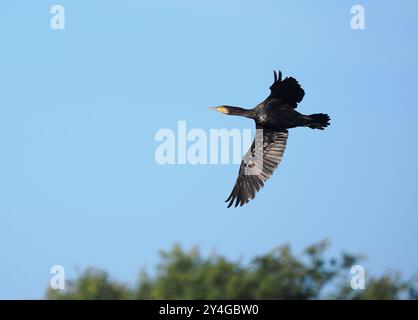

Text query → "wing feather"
[268,70,305,108]
[226,128,289,208]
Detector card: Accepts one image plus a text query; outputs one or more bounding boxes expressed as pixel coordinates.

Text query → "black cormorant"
[209,70,330,208]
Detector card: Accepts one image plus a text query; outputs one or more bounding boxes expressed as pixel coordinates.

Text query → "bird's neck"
[224,106,254,118]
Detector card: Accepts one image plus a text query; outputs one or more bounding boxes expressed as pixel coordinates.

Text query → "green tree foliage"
[47,268,132,300]
[46,241,417,300]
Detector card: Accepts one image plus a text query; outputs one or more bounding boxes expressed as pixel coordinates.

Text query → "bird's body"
[254,103,306,129]
[210,70,330,208]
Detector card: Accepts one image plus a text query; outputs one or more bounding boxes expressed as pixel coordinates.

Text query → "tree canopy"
[46,240,417,300]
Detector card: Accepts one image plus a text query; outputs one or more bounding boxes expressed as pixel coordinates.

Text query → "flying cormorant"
[209,70,330,208]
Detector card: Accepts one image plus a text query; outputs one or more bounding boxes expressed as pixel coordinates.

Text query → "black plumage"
[209,70,330,208]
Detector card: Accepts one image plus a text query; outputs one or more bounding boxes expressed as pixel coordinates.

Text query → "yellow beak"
[208,106,228,114]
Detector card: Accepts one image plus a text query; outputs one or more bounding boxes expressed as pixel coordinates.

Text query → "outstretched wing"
[226,127,288,208]
[268,70,305,108]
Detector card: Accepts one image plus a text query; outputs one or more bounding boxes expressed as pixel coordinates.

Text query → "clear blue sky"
[1,0,418,299]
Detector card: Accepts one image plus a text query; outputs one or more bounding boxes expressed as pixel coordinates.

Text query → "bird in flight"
[209,70,330,208]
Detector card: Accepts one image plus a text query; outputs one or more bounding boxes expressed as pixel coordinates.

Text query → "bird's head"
[208,105,231,115]
[209,105,253,118]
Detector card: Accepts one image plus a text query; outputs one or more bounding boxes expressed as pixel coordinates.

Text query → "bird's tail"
[306,113,330,130]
